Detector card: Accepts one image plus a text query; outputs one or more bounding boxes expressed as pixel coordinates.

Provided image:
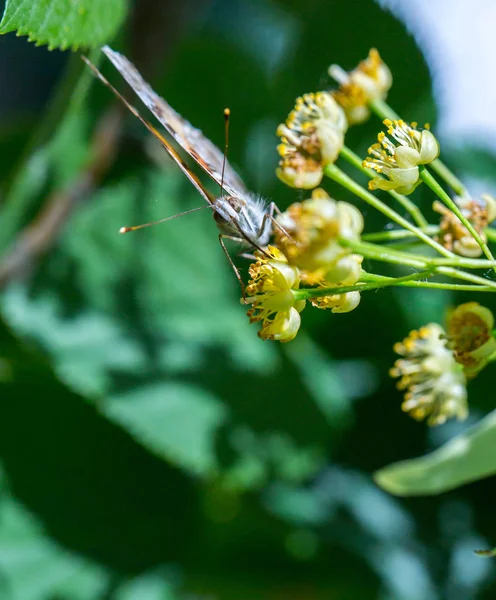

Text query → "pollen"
[276,92,347,189]
[329,49,392,125]
[391,323,468,426]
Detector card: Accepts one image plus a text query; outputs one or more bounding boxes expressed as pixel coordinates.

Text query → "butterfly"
[83,46,282,288]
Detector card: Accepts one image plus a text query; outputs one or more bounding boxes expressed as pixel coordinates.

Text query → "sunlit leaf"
[0,0,127,50]
[374,409,496,496]
[1,169,325,483]
[113,568,177,600]
[102,383,228,476]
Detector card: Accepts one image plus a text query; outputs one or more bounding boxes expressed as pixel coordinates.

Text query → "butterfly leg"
[259,202,295,244]
[218,234,247,299]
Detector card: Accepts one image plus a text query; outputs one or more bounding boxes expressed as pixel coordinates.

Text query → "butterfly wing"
[82,54,215,207]
[102,46,248,199]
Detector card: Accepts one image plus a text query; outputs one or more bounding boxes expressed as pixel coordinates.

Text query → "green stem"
[474,547,496,557]
[360,271,495,292]
[340,239,426,269]
[324,163,454,258]
[363,225,496,249]
[429,159,467,198]
[419,167,496,272]
[339,146,428,228]
[0,51,99,250]
[368,97,400,121]
[363,226,438,243]
[382,241,429,252]
[485,228,496,243]
[368,98,467,197]
[293,269,434,301]
[435,267,496,289]
[341,238,496,271]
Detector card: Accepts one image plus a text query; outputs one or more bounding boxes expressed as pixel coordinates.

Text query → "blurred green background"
[0,0,495,598]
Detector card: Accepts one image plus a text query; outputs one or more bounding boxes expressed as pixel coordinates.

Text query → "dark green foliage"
[0,0,496,598]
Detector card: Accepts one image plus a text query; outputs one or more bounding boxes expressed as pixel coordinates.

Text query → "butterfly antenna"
[119,204,213,233]
[220,107,230,198]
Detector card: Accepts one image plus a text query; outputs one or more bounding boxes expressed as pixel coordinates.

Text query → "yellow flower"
[274,188,364,286]
[245,246,306,343]
[329,48,392,125]
[363,119,440,195]
[310,291,361,313]
[434,194,496,257]
[390,324,468,426]
[276,92,347,189]
[446,302,496,378]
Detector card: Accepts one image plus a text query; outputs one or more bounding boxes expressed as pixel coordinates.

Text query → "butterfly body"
[213,193,271,248]
[83,46,281,289]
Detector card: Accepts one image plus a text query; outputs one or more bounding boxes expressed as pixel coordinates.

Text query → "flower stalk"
[419,167,496,271]
[368,96,467,197]
[339,145,428,227]
[360,271,496,292]
[324,163,454,258]
[292,269,436,301]
[340,237,496,272]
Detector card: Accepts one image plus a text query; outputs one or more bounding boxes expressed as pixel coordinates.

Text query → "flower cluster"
[390,302,496,426]
[390,323,468,426]
[434,194,496,257]
[363,119,439,194]
[243,190,365,341]
[446,302,496,378]
[276,92,347,189]
[244,246,306,343]
[241,47,496,434]
[329,48,392,125]
[274,188,364,286]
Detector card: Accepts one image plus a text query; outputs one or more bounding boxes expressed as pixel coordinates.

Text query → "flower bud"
[446,302,496,378]
[329,49,392,125]
[277,92,347,189]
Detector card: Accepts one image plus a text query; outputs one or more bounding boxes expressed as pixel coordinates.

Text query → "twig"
[0,108,122,290]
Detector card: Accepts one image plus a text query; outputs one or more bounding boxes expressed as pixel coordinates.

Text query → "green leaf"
[374,409,496,496]
[0,469,110,600]
[2,288,148,397]
[102,383,228,477]
[0,0,127,50]
[0,59,94,251]
[1,171,328,483]
[284,334,351,426]
[113,568,178,600]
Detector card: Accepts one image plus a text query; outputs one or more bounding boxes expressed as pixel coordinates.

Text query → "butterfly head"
[213,195,246,228]
[213,193,271,249]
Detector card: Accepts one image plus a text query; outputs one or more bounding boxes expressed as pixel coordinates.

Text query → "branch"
[0,107,122,290]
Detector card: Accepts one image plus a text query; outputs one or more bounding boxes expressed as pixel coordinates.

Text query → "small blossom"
[274,188,364,286]
[434,194,496,257]
[329,48,392,125]
[390,324,468,426]
[310,290,361,313]
[276,92,347,189]
[363,119,440,195]
[244,246,306,343]
[446,302,496,378]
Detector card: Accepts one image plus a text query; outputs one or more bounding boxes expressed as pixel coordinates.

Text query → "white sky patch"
[377,0,496,153]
